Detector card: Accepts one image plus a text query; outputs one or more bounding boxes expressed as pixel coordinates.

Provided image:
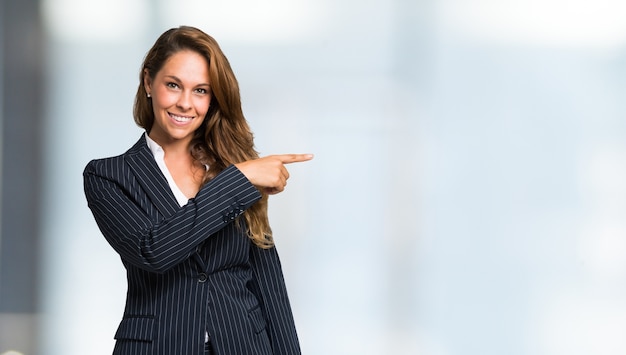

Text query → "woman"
[83,26,311,355]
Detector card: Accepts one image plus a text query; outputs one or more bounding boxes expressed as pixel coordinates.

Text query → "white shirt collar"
[144,133,190,207]
[145,132,162,157]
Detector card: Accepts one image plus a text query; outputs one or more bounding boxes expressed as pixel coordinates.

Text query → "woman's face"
[145,50,211,146]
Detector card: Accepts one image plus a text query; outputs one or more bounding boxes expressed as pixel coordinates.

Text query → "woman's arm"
[84,161,261,273]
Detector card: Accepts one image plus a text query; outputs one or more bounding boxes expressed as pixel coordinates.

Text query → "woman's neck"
[148,133,192,157]
[149,134,204,197]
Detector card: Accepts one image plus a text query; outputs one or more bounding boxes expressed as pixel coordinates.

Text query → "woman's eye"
[166,82,179,89]
[195,88,208,94]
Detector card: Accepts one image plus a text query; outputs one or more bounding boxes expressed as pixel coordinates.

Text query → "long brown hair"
[134,26,273,248]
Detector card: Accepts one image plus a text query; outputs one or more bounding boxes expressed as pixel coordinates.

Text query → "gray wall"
[0,1,43,354]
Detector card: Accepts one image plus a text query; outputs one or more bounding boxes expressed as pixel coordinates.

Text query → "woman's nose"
[177,91,192,110]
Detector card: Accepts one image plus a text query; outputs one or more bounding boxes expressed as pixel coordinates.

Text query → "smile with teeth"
[169,112,194,123]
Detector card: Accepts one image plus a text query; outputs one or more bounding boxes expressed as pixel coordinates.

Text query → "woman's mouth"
[169,113,193,123]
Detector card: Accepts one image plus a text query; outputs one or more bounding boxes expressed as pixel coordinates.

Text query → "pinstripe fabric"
[83,135,300,355]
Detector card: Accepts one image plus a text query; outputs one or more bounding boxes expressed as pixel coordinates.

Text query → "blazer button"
[198,273,207,282]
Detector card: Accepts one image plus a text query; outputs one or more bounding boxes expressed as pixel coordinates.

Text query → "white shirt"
[145,134,190,207]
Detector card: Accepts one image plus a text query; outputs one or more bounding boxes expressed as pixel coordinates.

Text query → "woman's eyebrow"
[164,75,209,87]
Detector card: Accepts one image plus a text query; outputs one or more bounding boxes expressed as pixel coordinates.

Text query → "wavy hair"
[133,26,272,248]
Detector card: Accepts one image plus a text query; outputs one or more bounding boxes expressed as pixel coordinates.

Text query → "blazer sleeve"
[84,161,261,273]
[249,244,301,354]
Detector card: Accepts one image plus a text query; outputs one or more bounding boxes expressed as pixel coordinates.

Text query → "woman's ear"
[143,68,152,96]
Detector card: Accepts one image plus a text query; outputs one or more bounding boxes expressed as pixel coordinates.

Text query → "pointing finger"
[274,154,314,164]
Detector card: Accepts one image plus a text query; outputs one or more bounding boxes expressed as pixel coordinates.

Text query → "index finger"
[275,154,314,164]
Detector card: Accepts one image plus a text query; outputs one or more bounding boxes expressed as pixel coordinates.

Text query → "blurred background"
[2,0,626,354]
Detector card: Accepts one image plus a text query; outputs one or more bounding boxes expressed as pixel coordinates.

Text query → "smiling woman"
[83,26,312,355]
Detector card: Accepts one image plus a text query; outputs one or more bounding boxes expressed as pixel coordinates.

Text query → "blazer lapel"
[124,134,209,272]
[124,134,180,219]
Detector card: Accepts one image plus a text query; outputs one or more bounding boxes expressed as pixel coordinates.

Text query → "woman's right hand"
[235,154,313,194]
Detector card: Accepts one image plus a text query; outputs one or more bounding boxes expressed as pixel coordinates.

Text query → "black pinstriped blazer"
[83,135,300,355]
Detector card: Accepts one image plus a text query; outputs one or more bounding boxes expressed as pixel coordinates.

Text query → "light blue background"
[36,0,626,354]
